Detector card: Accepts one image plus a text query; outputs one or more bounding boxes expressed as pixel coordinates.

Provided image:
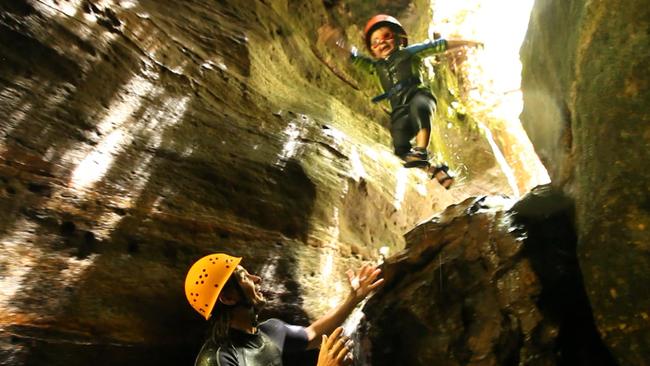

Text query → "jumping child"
[323,14,481,189]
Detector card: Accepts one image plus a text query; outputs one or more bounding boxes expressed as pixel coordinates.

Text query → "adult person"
[185,253,383,366]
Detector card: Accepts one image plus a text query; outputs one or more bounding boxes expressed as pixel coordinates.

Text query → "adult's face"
[370,26,396,59]
[234,265,266,307]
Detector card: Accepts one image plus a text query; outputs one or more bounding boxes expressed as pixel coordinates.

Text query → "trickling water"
[341,300,370,366]
[478,122,520,197]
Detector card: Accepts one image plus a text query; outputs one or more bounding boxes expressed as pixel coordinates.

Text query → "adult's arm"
[304,265,384,349]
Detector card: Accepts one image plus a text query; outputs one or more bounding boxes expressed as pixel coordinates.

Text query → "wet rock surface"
[361,186,616,366]
[521,0,650,363]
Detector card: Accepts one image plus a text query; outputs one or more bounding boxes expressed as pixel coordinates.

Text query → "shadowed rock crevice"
[512,188,617,365]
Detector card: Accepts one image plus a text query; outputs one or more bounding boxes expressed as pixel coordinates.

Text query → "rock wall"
[360,188,616,366]
[0,0,516,365]
[520,0,650,363]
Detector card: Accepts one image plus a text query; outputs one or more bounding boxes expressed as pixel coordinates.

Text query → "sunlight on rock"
[478,122,520,197]
[119,0,139,10]
[33,0,85,18]
[328,282,343,309]
[276,121,302,167]
[319,250,334,281]
[393,168,408,210]
[431,0,533,101]
[326,207,341,246]
[96,75,160,135]
[378,246,390,264]
[348,147,367,181]
[91,96,190,237]
[431,0,550,190]
[70,129,124,190]
[0,219,38,313]
[259,255,288,298]
[67,75,158,191]
[414,181,428,197]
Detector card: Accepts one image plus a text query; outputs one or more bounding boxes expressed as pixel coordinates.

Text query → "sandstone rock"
[521,1,650,363]
[360,187,615,365]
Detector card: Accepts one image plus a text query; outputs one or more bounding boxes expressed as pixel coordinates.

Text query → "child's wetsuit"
[351,39,448,158]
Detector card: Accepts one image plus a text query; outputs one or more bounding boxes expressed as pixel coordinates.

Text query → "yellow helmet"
[185,253,242,320]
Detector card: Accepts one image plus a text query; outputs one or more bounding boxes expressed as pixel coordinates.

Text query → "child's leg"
[408,92,436,150]
[399,92,436,166]
[389,113,416,159]
[415,128,431,151]
[406,92,454,188]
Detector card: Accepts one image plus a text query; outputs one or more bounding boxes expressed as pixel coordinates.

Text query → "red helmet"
[363,14,408,50]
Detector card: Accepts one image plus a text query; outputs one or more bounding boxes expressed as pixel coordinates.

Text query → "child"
[323,14,481,189]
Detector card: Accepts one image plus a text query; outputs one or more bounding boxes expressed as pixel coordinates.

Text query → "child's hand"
[317,25,350,57]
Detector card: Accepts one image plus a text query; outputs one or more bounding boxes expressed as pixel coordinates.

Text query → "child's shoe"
[429,163,454,189]
[403,147,430,168]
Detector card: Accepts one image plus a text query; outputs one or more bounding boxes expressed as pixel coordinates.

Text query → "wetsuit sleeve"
[258,318,309,353]
[405,38,448,59]
[349,47,376,75]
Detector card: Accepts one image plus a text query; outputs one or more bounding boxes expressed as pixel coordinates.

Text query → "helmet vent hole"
[204,274,208,277]
[201,281,204,284]
[214,284,219,288]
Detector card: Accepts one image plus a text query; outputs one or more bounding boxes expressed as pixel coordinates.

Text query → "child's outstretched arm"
[317,24,375,74]
[446,39,484,49]
[406,38,483,59]
[349,47,375,74]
